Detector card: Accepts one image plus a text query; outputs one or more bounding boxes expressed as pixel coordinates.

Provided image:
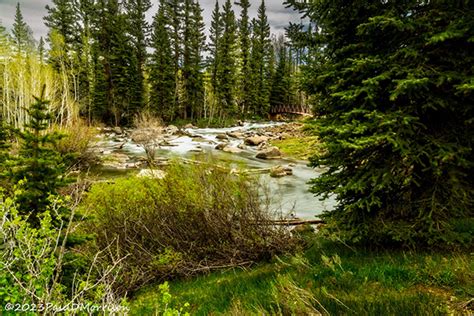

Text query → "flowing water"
[95,122,336,219]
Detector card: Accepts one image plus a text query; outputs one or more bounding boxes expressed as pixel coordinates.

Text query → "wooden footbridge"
[269,104,312,116]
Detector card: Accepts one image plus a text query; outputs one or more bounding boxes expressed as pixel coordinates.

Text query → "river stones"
[184,123,197,129]
[215,143,227,150]
[256,146,282,160]
[227,131,244,139]
[166,125,179,135]
[270,165,293,177]
[244,135,268,146]
[222,146,242,154]
[216,133,228,140]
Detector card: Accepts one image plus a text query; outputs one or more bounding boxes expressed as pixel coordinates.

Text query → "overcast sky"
[0,0,303,42]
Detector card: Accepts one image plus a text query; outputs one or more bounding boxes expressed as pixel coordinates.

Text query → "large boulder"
[216,133,228,140]
[256,146,282,160]
[244,135,268,146]
[166,125,179,135]
[270,165,293,178]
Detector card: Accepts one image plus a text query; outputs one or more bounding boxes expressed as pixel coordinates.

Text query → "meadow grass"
[129,236,473,315]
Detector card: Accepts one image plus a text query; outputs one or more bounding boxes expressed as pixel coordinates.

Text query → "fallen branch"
[261,219,325,226]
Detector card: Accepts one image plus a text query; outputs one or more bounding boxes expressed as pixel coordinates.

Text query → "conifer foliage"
[10,86,68,225]
[286,0,474,247]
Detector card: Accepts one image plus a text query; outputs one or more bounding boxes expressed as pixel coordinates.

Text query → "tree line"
[0,0,307,128]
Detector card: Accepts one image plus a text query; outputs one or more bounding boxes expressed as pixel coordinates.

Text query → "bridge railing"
[269,104,312,114]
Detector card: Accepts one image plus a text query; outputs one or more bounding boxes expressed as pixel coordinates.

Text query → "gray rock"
[184,123,197,129]
[244,135,268,146]
[216,133,228,140]
[227,131,244,139]
[113,127,122,135]
[256,146,282,160]
[167,125,179,135]
[237,143,247,150]
[222,146,242,154]
[215,143,228,150]
[270,165,293,177]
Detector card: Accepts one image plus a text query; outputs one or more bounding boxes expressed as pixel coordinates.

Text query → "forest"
[1,0,306,129]
[0,0,473,315]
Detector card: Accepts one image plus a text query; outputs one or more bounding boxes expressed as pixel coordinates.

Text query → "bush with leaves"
[0,187,126,311]
[81,159,295,295]
[286,0,474,247]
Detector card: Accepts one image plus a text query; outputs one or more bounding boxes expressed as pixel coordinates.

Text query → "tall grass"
[130,236,473,315]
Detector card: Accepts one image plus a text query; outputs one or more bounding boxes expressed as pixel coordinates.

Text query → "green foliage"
[12,3,34,53]
[249,0,273,116]
[130,237,473,315]
[218,0,238,116]
[132,282,190,316]
[286,0,474,247]
[81,159,294,294]
[150,1,176,121]
[182,0,206,120]
[8,88,68,226]
[236,0,252,115]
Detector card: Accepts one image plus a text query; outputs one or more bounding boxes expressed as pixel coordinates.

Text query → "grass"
[270,135,322,161]
[129,236,473,315]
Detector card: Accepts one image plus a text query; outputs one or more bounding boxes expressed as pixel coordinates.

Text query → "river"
[95,122,335,220]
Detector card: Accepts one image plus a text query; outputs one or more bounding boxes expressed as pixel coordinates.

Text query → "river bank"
[89,121,334,219]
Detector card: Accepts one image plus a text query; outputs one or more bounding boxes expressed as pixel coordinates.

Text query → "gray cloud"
[0,0,302,42]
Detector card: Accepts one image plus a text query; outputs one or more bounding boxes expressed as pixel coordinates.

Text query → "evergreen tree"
[235,0,251,116]
[208,0,223,109]
[150,1,175,121]
[249,0,272,116]
[12,3,34,53]
[269,36,291,108]
[124,0,151,113]
[44,0,78,47]
[92,0,138,125]
[38,36,45,64]
[10,87,68,226]
[164,0,183,111]
[286,0,474,247]
[0,118,11,177]
[219,0,237,116]
[182,0,206,119]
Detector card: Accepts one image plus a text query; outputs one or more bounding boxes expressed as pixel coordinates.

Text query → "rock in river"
[256,146,282,160]
[244,135,268,146]
[270,165,293,177]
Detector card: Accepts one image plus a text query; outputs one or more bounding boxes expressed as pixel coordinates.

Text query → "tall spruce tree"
[249,0,272,116]
[269,36,292,109]
[150,1,176,121]
[12,3,34,53]
[235,0,251,116]
[208,0,223,111]
[286,0,474,247]
[10,87,68,226]
[44,0,78,47]
[218,0,237,116]
[124,0,151,113]
[165,0,183,112]
[182,0,206,119]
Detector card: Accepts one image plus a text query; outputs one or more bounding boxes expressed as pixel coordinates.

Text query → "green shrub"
[81,160,295,295]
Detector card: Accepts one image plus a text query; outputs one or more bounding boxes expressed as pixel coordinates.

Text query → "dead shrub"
[131,111,164,165]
